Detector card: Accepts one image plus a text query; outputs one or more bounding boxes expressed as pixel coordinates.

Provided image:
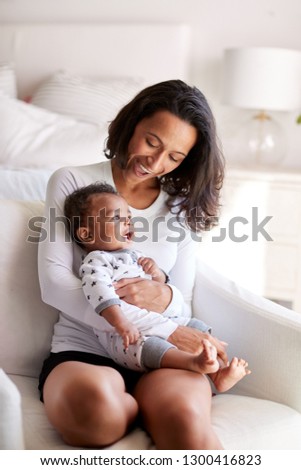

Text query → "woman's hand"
[167,325,229,366]
[113,277,172,313]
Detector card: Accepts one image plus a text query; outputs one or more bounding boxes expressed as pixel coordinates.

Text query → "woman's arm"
[37,168,109,330]
[164,228,196,318]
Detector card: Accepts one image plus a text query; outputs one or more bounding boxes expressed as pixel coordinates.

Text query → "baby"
[64,182,251,392]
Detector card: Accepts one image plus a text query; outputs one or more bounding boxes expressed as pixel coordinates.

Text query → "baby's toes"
[229,357,238,369]
[237,358,247,367]
[238,359,251,375]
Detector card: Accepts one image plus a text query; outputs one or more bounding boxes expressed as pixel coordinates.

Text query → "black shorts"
[38,351,144,402]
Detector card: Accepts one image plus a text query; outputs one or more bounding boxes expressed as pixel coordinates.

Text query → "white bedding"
[0,23,191,201]
[0,74,137,199]
[0,93,109,165]
[0,167,54,200]
[0,91,109,200]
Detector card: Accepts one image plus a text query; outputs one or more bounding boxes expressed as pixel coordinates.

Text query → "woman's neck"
[111,160,160,209]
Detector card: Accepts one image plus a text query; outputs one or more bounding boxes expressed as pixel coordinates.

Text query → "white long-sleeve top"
[38,160,197,356]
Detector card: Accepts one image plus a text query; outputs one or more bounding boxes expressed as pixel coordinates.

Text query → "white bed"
[0,23,191,200]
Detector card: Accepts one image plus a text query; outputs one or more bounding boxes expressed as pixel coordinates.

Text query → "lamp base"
[235,111,286,167]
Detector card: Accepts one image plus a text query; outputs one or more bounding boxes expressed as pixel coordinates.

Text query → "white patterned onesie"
[79,248,210,371]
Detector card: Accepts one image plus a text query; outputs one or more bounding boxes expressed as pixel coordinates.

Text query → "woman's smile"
[132,158,157,177]
[124,110,197,184]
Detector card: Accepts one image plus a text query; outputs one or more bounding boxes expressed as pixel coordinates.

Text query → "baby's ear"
[77,226,94,244]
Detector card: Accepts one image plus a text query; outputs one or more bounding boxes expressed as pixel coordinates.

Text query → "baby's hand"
[115,321,140,349]
[138,257,166,283]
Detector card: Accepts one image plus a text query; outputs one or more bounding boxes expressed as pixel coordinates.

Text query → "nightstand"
[198,165,301,313]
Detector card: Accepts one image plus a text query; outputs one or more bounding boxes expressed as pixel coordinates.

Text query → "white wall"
[1,0,301,169]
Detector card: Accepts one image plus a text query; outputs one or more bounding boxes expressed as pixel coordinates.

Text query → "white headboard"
[0,23,191,97]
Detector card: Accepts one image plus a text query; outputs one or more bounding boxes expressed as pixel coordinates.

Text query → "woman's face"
[124,110,197,185]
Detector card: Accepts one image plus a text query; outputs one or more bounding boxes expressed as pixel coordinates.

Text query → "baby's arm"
[101,304,140,349]
[138,257,167,283]
[80,251,139,348]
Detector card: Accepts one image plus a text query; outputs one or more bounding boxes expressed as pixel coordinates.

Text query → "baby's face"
[86,193,134,252]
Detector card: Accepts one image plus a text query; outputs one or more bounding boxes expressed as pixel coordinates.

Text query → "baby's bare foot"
[192,339,219,374]
[211,357,251,392]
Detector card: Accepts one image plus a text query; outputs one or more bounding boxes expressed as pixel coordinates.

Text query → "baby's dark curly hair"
[64,182,117,246]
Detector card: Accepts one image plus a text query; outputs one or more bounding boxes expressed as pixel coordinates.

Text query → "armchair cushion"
[0,200,58,378]
[0,369,24,449]
[211,394,301,449]
[194,261,301,414]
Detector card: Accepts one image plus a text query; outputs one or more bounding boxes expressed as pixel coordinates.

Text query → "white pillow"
[0,63,17,98]
[0,167,54,201]
[31,70,143,125]
[0,94,108,170]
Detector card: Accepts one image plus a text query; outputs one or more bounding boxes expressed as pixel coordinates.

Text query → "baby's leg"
[163,314,212,334]
[95,331,220,375]
[209,357,251,392]
[95,332,178,372]
[187,317,211,333]
[160,339,219,374]
[95,330,145,371]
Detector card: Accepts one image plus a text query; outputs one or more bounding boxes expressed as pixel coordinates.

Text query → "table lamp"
[222,47,301,166]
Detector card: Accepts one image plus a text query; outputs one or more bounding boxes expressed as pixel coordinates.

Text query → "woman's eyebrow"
[147,132,187,157]
[147,132,161,143]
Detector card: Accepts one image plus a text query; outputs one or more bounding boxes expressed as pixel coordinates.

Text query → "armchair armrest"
[193,260,301,413]
[0,369,25,449]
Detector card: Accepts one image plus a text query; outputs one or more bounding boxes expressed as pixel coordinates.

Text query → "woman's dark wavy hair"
[105,79,225,232]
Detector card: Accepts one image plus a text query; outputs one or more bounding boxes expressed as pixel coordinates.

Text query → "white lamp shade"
[222,47,301,111]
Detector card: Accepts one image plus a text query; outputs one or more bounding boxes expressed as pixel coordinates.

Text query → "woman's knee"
[136,369,212,419]
[156,389,211,433]
[43,363,138,447]
[134,370,218,449]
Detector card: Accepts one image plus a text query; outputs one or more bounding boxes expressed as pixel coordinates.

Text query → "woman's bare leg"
[43,361,138,447]
[134,368,223,450]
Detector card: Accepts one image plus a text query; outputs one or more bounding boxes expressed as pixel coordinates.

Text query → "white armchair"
[194,261,301,449]
[0,199,301,450]
[0,369,24,450]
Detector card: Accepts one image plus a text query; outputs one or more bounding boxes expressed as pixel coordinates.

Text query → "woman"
[38,80,227,449]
